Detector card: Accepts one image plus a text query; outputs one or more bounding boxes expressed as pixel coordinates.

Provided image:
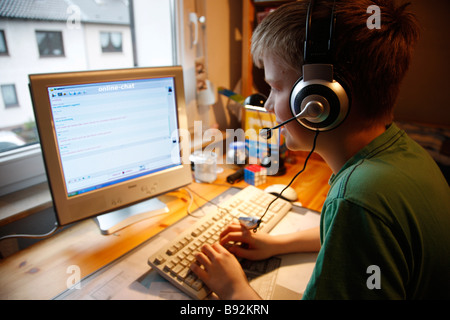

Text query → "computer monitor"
[29,66,192,234]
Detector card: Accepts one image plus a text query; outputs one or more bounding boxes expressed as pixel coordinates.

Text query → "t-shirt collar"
[328,123,402,185]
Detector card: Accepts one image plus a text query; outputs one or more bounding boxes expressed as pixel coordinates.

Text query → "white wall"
[83,23,133,70]
[133,0,175,67]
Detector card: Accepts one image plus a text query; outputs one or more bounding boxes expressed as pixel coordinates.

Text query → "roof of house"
[0,0,130,25]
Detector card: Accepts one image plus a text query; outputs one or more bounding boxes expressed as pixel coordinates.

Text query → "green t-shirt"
[302,124,450,299]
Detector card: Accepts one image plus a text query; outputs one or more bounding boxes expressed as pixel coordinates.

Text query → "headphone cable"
[253,129,320,232]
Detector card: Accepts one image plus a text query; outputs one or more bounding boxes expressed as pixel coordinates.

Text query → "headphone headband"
[304,0,336,64]
[290,0,350,132]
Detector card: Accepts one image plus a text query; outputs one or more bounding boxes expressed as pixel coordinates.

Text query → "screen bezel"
[29,66,192,226]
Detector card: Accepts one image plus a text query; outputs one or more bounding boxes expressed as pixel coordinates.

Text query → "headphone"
[289,0,350,131]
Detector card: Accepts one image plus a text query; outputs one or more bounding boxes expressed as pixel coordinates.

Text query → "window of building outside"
[100,31,123,53]
[1,84,18,108]
[0,30,8,55]
[0,0,177,196]
[36,30,65,57]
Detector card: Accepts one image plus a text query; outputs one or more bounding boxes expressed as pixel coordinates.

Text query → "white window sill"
[0,182,52,227]
[0,144,49,226]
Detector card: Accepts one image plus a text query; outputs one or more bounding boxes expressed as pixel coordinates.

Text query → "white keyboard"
[147,185,292,300]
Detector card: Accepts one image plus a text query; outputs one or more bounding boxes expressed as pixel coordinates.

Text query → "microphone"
[260,101,326,139]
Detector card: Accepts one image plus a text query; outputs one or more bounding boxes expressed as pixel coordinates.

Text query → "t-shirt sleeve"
[302,198,409,299]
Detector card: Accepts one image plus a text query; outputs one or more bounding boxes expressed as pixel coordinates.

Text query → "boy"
[190,0,450,299]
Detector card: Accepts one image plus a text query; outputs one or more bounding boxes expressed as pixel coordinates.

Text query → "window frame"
[0,30,9,56]
[100,31,123,53]
[1,84,19,108]
[35,30,65,58]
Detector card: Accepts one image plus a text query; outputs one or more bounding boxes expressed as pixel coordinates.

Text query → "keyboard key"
[154,255,165,265]
[171,264,183,276]
[166,246,178,256]
[191,279,204,291]
[177,267,190,281]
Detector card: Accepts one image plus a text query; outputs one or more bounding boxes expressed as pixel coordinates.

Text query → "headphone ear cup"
[290,74,350,131]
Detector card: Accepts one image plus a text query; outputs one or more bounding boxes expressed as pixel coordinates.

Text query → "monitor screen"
[29,66,192,233]
[49,77,180,198]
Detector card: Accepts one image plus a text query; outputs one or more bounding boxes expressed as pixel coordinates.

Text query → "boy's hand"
[219,223,276,260]
[189,243,260,300]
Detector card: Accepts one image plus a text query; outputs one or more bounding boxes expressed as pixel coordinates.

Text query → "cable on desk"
[0,222,61,242]
[182,187,206,218]
[184,185,239,220]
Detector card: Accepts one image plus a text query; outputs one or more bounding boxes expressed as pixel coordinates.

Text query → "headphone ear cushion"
[290,75,350,131]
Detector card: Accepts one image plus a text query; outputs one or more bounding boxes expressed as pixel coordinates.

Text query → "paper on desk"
[266,208,321,297]
[270,207,321,235]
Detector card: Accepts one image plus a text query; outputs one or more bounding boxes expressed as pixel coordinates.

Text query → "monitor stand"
[94,197,169,235]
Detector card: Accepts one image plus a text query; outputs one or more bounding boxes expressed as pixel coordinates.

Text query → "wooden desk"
[0,153,331,300]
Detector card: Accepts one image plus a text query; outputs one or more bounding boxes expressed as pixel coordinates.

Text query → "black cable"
[253,130,320,232]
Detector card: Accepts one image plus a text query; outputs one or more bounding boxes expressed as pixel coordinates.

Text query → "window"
[0,0,179,196]
[0,30,8,55]
[36,31,65,57]
[100,32,123,53]
[1,84,19,108]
